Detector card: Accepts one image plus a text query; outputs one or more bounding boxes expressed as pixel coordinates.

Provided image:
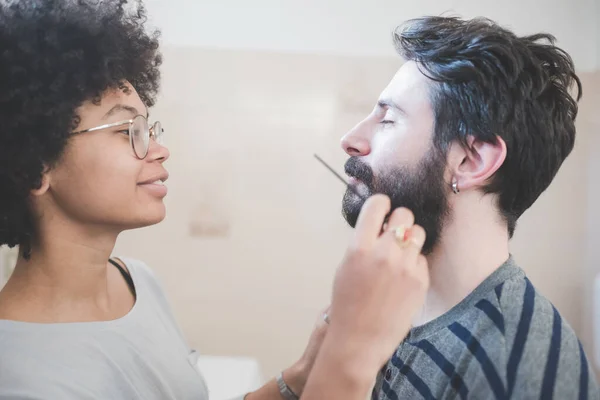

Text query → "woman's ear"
[30,168,51,197]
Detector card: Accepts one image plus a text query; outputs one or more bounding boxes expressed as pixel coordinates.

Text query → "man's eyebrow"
[377,99,406,115]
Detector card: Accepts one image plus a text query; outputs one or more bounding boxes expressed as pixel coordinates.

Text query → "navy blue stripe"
[411,340,469,399]
[390,354,435,400]
[476,299,505,335]
[449,322,506,399]
[495,282,505,302]
[578,341,589,400]
[507,278,535,398]
[381,380,399,400]
[540,306,562,399]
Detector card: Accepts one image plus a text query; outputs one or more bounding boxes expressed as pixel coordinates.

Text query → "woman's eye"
[117,129,130,135]
[381,120,394,125]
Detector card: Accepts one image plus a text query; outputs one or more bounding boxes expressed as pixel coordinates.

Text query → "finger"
[414,254,430,291]
[383,207,415,237]
[354,194,391,246]
[417,254,428,273]
[318,305,331,326]
[378,223,425,264]
[402,224,426,262]
[315,307,332,331]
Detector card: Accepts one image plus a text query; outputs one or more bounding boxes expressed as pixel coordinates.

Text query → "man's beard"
[342,151,450,255]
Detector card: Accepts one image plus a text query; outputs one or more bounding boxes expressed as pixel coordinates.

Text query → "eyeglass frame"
[71,114,164,159]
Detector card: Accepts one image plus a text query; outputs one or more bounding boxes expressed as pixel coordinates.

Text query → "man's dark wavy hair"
[394,16,582,236]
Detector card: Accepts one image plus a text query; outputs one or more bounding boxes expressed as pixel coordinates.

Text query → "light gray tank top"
[0,257,212,399]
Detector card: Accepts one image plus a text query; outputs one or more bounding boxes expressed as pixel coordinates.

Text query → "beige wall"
[114,48,402,378]
[511,70,599,376]
[113,47,600,379]
[581,71,600,375]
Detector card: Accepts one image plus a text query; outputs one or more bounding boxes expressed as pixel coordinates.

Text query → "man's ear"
[447,135,507,192]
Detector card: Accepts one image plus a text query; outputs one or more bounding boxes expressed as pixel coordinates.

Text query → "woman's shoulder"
[111,256,158,282]
[110,256,171,304]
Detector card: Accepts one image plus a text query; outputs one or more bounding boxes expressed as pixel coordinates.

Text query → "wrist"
[319,327,381,386]
[282,360,307,396]
[302,334,376,399]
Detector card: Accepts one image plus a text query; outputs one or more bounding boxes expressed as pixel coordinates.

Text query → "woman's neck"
[0,225,133,323]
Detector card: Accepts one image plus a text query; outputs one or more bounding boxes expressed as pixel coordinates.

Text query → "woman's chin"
[127,204,167,229]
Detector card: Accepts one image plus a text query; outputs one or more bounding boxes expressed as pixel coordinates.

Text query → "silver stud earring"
[452,179,460,194]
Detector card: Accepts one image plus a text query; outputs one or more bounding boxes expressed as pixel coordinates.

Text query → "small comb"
[313,154,365,200]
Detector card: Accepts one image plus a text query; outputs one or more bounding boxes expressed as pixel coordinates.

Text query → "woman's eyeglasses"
[72,115,163,159]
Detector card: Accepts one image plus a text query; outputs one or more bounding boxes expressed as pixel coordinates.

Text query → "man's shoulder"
[375,265,598,400]
[492,274,579,348]
[468,271,582,360]
[470,272,597,397]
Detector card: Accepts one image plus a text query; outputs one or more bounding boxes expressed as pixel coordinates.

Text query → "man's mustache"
[344,157,374,187]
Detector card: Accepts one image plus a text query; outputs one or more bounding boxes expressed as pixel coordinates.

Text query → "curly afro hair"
[0,0,162,256]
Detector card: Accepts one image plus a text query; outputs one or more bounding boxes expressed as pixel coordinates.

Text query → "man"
[340,16,598,399]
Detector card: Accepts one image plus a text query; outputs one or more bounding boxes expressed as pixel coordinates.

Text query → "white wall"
[585,118,600,371]
[597,0,600,68]
[144,0,599,71]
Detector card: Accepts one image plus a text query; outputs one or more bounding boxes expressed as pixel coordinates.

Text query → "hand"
[281,306,330,396]
[324,194,429,378]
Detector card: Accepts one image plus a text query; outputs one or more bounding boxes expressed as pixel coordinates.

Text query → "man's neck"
[415,194,510,326]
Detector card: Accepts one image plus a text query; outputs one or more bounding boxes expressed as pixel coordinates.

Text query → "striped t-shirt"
[372,256,599,400]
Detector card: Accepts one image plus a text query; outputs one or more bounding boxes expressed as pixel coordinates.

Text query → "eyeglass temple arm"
[72,119,133,134]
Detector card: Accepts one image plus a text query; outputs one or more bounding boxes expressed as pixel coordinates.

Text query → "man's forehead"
[379,61,431,105]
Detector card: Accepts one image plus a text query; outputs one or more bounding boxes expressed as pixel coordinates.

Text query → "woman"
[0,1,429,399]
